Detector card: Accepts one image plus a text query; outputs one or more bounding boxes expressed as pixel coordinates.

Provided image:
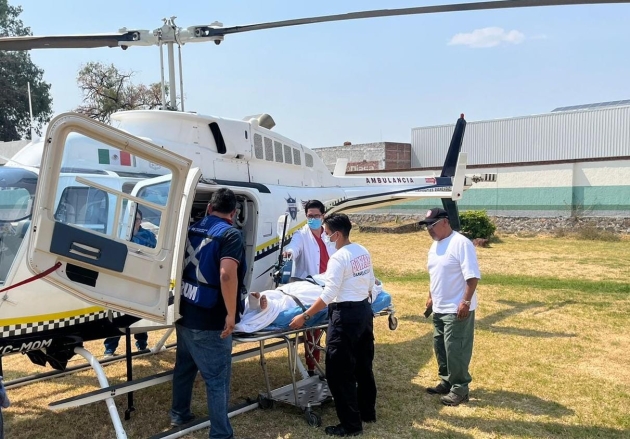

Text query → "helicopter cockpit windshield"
[0,168,37,285]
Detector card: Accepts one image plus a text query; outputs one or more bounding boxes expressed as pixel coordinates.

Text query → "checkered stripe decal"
[1,310,123,339]
[255,243,277,259]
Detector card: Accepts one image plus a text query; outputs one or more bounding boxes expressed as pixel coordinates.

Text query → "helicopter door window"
[48,129,176,251]
[55,186,109,234]
[122,202,159,248]
[123,179,170,248]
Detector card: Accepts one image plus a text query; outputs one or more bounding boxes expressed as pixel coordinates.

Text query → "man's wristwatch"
[302,313,311,321]
[461,300,471,306]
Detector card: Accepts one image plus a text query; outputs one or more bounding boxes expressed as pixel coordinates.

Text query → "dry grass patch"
[2,233,630,438]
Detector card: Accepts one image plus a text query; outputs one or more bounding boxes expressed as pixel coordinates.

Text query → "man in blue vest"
[170,188,247,439]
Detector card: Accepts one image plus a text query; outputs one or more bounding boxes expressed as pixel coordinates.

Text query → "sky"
[13,0,630,148]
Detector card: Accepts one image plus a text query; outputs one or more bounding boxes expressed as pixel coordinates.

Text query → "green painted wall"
[372,186,630,215]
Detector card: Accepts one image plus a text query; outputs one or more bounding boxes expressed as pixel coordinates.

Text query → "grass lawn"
[3,232,629,438]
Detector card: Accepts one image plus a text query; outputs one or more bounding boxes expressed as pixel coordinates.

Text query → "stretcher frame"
[232,306,398,427]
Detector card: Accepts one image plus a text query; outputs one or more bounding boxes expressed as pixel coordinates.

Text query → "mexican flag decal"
[98,149,135,166]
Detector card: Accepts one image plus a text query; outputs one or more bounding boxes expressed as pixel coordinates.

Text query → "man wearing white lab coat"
[282,199,337,376]
[283,200,337,280]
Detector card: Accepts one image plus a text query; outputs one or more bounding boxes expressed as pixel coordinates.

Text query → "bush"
[459,210,496,239]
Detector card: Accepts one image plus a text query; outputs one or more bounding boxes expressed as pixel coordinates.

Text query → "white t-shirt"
[428,231,481,313]
[321,243,375,304]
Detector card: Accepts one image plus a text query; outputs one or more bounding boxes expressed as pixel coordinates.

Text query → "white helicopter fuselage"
[0,109,471,367]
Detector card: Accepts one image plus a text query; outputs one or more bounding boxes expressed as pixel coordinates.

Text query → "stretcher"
[232,289,397,427]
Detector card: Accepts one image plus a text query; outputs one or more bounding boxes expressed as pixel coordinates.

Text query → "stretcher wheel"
[388,315,398,330]
[304,409,321,427]
[257,395,274,409]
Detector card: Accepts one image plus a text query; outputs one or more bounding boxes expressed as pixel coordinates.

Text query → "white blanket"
[234,281,323,333]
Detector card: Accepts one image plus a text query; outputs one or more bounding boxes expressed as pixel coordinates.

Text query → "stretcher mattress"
[234,278,392,334]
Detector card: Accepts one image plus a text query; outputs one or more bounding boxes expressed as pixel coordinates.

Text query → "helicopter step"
[148,400,259,439]
[48,338,288,410]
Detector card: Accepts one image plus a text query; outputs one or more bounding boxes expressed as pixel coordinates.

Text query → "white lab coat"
[285,224,337,279]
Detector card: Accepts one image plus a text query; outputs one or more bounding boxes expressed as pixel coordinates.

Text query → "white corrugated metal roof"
[411,105,630,168]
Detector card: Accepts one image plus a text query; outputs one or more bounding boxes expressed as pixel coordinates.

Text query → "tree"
[0,0,53,141]
[75,62,167,123]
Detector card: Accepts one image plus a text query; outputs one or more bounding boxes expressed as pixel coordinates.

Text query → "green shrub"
[459,210,497,239]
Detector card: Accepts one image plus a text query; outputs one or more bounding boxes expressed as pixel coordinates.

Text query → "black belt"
[329,298,369,310]
[277,289,307,311]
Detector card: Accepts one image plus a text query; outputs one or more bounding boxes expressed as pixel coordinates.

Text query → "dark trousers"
[104,332,148,353]
[432,311,475,396]
[326,299,377,433]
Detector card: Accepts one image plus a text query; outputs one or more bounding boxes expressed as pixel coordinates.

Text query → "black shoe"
[440,392,469,406]
[426,382,451,395]
[170,414,195,428]
[325,424,362,436]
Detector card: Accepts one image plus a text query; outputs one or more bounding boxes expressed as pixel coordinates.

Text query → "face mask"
[307,218,322,230]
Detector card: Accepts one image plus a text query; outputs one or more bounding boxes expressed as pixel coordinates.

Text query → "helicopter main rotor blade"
[0,32,149,51]
[209,0,630,36]
[0,0,628,51]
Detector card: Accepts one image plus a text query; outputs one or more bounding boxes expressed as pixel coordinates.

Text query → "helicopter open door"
[27,113,196,323]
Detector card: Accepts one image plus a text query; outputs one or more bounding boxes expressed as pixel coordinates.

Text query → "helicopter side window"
[209,122,227,155]
[274,141,283,163]
[305,153,314,168]
[253,134,264,159]
[293,148,302,165]
[284,144,293,164]
[264,137,273,162]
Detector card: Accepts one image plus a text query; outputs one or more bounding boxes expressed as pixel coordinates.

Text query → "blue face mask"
[307,218,322,230]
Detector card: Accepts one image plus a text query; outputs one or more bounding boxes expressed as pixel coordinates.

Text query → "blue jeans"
[171,323,233,439]
[104,332,148,353]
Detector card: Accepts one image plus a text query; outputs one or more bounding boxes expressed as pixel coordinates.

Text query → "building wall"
[361,159,630,217]
[411,105,630,168]
[313,142,411,172]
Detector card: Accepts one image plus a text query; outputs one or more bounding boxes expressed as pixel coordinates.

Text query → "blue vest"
[181,215,247,311]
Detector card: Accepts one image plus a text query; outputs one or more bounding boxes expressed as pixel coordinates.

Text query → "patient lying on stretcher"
[234,276,390,334]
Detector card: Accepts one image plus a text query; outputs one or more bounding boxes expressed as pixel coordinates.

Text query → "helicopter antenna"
[27,81,37,140]
[158,42,166,108]
[178,41,185,111]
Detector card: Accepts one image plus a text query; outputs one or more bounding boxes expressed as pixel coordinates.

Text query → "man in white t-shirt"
[419,207,481,407]
[290,213,376,437]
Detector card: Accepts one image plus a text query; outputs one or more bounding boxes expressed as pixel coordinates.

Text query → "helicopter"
[0,0,623,437]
